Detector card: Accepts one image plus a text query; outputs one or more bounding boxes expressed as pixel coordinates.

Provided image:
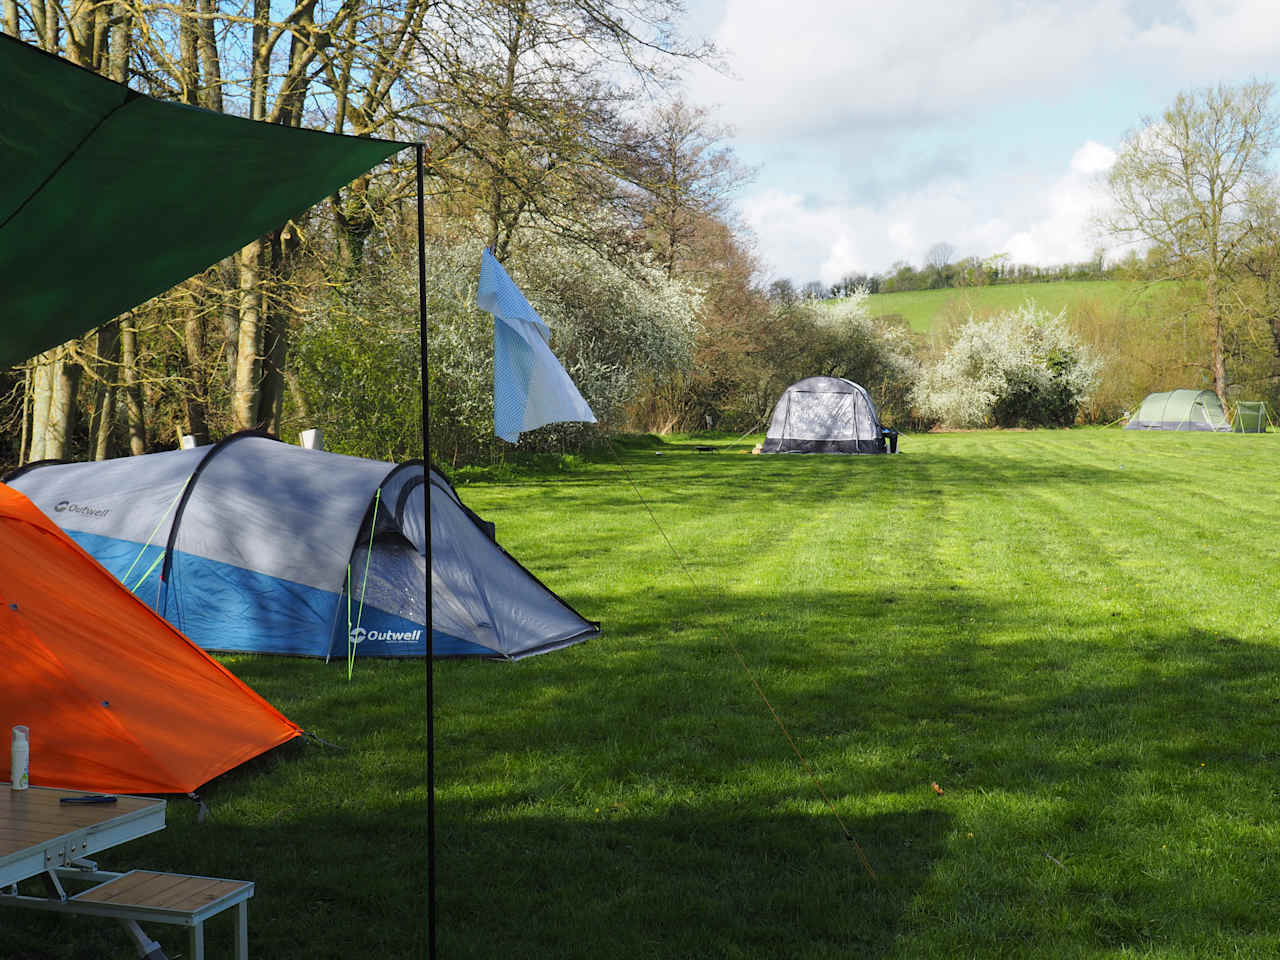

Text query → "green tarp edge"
[0,33,411,367]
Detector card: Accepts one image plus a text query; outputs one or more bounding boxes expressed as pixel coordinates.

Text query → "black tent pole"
[417,141,436,960]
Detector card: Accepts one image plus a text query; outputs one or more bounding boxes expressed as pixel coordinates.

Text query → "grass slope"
[866,280,1135,332]
[7,429,1280,959]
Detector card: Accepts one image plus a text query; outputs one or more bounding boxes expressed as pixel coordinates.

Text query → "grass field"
[866,280,1141,332]
[438,430,1280,959]
[7,428,1280,959]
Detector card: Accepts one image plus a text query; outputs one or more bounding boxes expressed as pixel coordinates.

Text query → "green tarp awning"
[0,33,409,366]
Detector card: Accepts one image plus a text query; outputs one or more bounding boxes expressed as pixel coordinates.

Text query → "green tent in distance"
[1125,389,1230,432]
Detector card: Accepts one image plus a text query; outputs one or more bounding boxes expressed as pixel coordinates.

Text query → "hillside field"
[866,280,1142,332]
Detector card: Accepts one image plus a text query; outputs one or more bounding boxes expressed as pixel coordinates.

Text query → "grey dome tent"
[5,434,599,661]
[761,376,897,454]
[1125,389,1230,432]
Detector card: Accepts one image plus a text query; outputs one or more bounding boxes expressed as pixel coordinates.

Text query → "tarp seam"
[0,89,136,234]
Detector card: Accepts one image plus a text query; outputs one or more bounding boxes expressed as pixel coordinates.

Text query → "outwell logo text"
[54,500,110,518]
[348,627,423,645]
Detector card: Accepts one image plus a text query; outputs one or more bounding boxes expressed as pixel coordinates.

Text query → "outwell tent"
[431,468,600,658]
[6,434,598,660]
[1125,389,1230,432]
[0,484,300,795]
[761,376,897,454]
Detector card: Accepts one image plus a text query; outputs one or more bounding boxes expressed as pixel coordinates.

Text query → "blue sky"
[677,0,1280,285]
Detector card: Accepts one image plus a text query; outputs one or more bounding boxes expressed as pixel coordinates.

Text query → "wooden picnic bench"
[1,784,254,960]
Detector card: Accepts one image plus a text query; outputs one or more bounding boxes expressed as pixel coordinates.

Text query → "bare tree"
[1105,80,1280,402]
[421,0,715,259]
[627,97,753,279]
[924,242,955,289]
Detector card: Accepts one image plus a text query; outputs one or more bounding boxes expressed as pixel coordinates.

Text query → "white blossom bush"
[802,286,920,423]
[509,236,702,437]
[295,233,701,464]
[913,300,1101,428]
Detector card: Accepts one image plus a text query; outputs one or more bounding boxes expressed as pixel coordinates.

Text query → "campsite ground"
[6,427,1280,959]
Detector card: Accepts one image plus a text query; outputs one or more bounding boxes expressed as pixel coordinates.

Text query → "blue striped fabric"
[477,249,596,443]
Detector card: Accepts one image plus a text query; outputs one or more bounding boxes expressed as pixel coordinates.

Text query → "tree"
[913,301,1100,428]
[924,241,955,288]
[768,279,797,305]
[1105,80,1280,402]
[627,97,753,279]
[421,0,714,259]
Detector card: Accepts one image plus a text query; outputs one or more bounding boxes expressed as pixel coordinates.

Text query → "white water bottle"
[10,725,29,790]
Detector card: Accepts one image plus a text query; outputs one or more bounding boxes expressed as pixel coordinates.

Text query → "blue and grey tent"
[5,434,599,660]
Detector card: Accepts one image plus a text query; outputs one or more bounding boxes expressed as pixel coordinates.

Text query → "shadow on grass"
[438,581,1280,956]
[451,434,1156,503]
[437,806,950,960]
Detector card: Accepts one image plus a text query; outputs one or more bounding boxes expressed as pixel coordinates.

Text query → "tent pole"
[417,141,435,960]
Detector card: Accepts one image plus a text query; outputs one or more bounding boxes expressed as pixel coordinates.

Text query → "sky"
[677,0,1280,286]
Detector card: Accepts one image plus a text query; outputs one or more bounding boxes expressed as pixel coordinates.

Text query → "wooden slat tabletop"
[76,870,251,912]
[0,784,165,885]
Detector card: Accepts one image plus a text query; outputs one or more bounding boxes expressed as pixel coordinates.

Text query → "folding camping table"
[0,784,255,960]
[0,784,167,891]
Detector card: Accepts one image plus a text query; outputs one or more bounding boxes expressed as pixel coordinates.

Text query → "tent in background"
[760,376,897,454]
[1232,401,1274,433]
[0,484,300,795]
[1125,389,1230,432]
[6,436,599,660]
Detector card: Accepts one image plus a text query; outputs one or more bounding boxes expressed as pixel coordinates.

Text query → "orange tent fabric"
[0,484,300,794]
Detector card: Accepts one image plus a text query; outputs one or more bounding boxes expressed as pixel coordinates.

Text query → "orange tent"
[0,484,300,794]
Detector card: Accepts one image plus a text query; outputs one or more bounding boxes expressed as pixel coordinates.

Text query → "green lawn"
[441,429,1280,959]
[7,428,1280,959]
[866,280,1139,332]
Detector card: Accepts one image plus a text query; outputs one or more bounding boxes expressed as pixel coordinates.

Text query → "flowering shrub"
[294,234,701,464]
[806,288,920,424]
[912,300,1101,428]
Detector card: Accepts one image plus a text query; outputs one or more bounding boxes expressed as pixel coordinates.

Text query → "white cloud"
[690,1,1280,139]
[739,140,1118,283]
[690,0,1133,139]
[1003,143,1116,265]
[683,1,1280,279]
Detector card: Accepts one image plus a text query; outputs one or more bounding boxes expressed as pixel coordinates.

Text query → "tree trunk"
[120,318,146,455]
[256,234,288,434]
[183,288,210,443]
[2,0,18,38]
[1208,268,1227,403]
[179,0,200,104]
[197,0,223,112]
[44,353,82,460]
[108,0,130,82]
[26,350,55,463]
[93,320,120,460]
[218,256,240,381]
[18,363,31,466]
[233,239,264,429]
[66,0,92,65]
